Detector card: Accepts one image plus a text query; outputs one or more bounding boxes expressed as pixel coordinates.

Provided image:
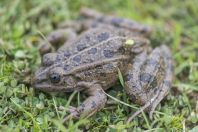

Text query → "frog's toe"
[63,108,80,122]
[127,92,159,123]
[148,102,157,119]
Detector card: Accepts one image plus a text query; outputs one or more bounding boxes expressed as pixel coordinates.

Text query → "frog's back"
[57,27,132,54]
[50,29,133,89]
[47,27,147,89]
[63,37,129,85]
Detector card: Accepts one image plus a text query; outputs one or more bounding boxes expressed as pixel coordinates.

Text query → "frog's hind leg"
[125,45,173,122]
[148,45,173,118]
[80,7,152,37]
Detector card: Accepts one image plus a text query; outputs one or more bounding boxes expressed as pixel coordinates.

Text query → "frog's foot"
[39,28,77,55]
[63,106,80,122]
[125,45,173,122]
[64,84,107,122]
[126,90,160,123]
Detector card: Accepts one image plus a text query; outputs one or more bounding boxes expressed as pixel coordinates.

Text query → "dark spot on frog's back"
[103,49,114,58]
[111,18,124,26]
[56,54,62,62]
[85,35,91,41]
[77,44,87,51]
[88,48,97,54]
[140,73,153,83]
[64,51,71,57]
[97,32,110,42]
[73,55,81,62]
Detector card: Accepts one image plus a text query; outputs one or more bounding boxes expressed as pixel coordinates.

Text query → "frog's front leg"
[125,45,173,121]
[39,28,77,55]
[64,84,107,121]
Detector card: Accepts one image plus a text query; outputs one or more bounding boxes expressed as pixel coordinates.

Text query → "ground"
[0,0,198,131]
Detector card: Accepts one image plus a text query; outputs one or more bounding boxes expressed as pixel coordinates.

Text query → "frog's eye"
[50,73,61,83]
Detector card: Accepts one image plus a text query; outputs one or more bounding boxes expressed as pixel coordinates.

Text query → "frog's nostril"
[31,68,48,86]
[31,75,46,89]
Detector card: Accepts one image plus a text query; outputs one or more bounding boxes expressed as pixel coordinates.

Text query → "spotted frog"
[32,8,173,121]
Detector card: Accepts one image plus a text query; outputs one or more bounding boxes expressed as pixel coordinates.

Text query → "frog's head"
[31,53,77,92]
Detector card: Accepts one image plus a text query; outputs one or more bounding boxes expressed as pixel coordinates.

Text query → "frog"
[31,8,173,122]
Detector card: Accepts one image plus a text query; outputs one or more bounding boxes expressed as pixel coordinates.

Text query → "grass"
[0,0,198,131]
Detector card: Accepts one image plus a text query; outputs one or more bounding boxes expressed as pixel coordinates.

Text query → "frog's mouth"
[32,84,74,92]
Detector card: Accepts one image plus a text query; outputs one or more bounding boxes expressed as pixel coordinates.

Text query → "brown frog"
[32,8,173,121]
